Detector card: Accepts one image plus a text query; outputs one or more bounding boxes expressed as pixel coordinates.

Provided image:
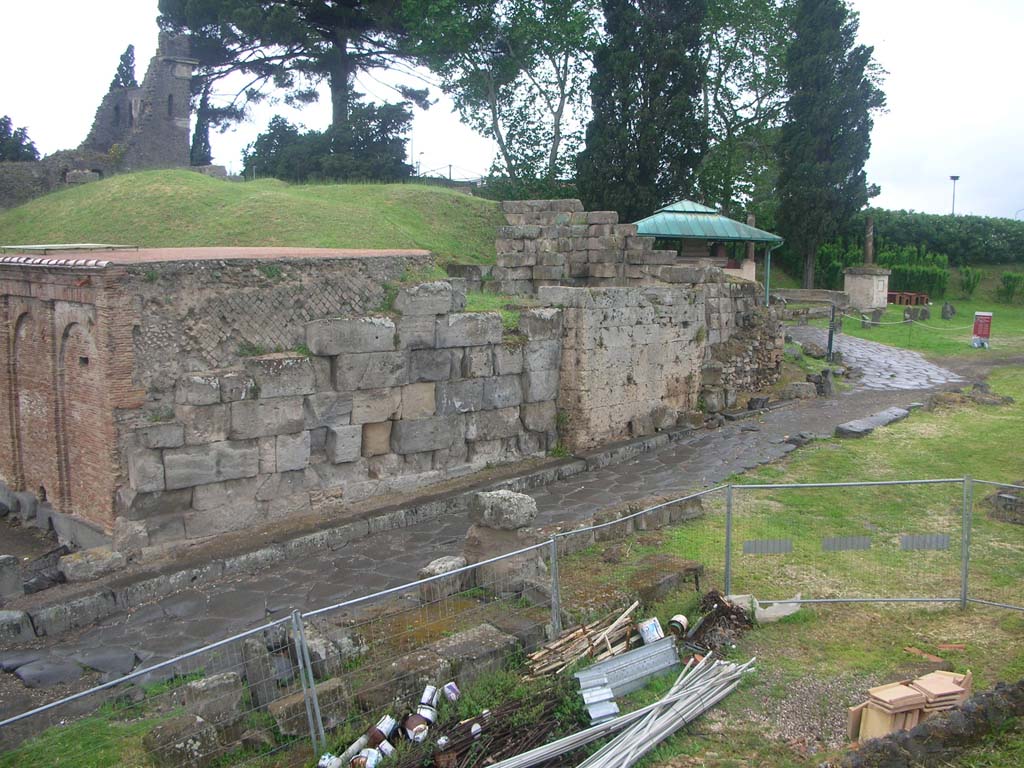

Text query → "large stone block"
[391,417,458,454]
[0,610,36,642]
[255,470,314,502]
[164,441,259,490]
[175,373,221,406]
[466,407,521,441]
[192,477,260,511]
[128,447,165,493]
[483,375,523,410]
[0,556,24,601]
[137,423,185,450]
[303,392,353,429]
[418,555,469,603]
[243,354,316,398]
[428,624,520,685]
[219,370,257,402]
[470,490,537,530]
[176,404,230,445]
[524,340,561,371]
[397,315,436,349]
[142,714,221,768]
[184,672,244,733]
[334,351,409,391]
[436,313,503,348]
[521,400,557,433]
[520,308,563,340]
[400,382,436,420]
[781,382,817,401]
[410,348,455,382]
[394,281,455,316]
[494,344,524,375]
[57,547,125,582]
[437,379,484,414]
[116,487,194,521]
[462,346,495,378]
[229,398,304,440]
[276,431,311,472]
[361,421,392,457]
[326,425,362,464]
[351,387,402,424]
[269,678,351,736]
[241,638,276,710]
[523,368,559,403]
[305,316,397,356]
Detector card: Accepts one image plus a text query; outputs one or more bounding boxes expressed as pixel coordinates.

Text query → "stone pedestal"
[844,267,890,312]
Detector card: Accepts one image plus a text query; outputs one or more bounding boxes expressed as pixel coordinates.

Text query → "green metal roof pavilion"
[634,200,784,244]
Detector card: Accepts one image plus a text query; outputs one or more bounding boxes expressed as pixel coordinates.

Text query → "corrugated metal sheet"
[634,200,784,244]
[574,637,680,697]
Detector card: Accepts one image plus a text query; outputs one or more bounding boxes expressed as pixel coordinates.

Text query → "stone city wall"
[116,281,562,548]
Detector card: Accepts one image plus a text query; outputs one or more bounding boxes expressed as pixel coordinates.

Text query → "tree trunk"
[328,30,353,131]
[802,242,817,288]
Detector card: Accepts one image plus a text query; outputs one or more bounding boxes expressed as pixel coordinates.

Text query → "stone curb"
[17,426,695,641]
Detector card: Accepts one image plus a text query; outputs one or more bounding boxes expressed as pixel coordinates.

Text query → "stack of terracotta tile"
[847,670,972,741]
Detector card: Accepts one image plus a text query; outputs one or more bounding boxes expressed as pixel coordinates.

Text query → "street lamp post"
[950,175,960,215]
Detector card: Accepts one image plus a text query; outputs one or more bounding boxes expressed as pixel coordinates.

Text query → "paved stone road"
[4,329,963,698]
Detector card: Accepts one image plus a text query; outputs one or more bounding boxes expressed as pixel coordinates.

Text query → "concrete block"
[333,351,409,390]
[164,441,259,490]
[219,370,257,402]
[276,431,311,472]
[394,281,454,316]
[243,354,316,398]
[391,417,458,454]
[462,346,494,378]
[400,382,436,420]
[57,547,125,582]
[523,368,559,402]
[302,392,353,429]
[351,387,402,424]
[520,308,563,340]
[229,398,304,440]
[176,404,230,445]
[493,344,524,375]
[524,340,561,371]
[326,425,362,464]
[483,375,523,410]
[362,422,392,457]
[137,423,185,450]
[436,313,503,348]
[437,379,484,414]
[128,447,165,493]
[175,373,221,405]
[521,400,557,433]
[0,555,23,601]
[397,314,436,349]
[410,348,455,382]
[305,316,396,356]
[466,407,521,441]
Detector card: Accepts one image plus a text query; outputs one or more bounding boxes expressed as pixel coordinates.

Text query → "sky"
[1,0,1022,219]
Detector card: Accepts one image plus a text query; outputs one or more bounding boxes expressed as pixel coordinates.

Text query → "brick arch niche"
[11,309,60,500]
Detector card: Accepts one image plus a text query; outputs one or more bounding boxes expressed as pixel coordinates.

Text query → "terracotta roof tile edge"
[0,255,111,269]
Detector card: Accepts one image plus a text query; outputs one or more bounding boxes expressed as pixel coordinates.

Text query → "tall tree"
[696,0,792,215]
[403,0,597,183]
[109,45,138,90]
[576,0,707,223]
[775,0,885,288]
[0,116,39,161]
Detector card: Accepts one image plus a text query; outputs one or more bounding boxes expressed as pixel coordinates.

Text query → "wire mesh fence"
[1,477,1021,767]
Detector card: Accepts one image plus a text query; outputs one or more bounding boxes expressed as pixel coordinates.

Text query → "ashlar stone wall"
[118,282,562,547]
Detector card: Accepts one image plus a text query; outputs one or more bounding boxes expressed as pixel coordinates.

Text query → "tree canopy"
[775,0,885,287]
[109,45,139,91]
[0,116,40,162]
[577,0,708,222]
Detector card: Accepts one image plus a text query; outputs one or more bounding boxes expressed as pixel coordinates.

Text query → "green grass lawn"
[0,170,505,265]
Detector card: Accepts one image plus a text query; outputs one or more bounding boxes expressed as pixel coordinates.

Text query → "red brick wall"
[0,265,142,532]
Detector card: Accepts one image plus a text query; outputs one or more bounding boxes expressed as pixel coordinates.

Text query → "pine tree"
[0,116,40,161]
[775,0,885,288]
[577,0,707,223]
[109,45,138,91]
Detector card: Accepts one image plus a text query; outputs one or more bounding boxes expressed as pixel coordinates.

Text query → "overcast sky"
[2,1,1021,219]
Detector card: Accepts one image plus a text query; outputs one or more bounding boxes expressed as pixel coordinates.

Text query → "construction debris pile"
[682,590,754,653]
[526,602,640,678]
[848,670,973,742]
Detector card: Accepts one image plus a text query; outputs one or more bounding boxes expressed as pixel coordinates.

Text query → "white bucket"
[638,617,664,644]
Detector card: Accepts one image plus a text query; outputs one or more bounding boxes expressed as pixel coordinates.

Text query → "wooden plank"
[848,702,866,741]
[860,704,896,740]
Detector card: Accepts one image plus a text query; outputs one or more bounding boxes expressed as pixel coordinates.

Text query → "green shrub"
[999,272,1024,303]
[959,266,982,298]
[888,264,948,298]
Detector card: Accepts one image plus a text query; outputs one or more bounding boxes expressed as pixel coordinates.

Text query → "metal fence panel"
[968,479,1024,611]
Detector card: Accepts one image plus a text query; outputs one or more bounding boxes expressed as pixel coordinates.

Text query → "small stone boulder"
[470,490,537,530]
[0,610,35,643]
[942,301,957,320]
[747,396,770,411]
[0,554,24,601]
[418,555,469,604]
[800,341,827,359]
[184,673,245,739]
[143,714,221,768]
[781,382,817,400]
[58,547,126,583]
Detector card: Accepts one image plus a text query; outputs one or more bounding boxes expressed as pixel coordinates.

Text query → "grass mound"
[0,170,504,264]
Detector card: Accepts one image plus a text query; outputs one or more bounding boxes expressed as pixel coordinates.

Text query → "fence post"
[291,610,325,756]
[960,475,973,610]
[724,485,734,595]
[549,537,563,637]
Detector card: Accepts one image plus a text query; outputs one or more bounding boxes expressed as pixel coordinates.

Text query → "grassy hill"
[0,170,504,264]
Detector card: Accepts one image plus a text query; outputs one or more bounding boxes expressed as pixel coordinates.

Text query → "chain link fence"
[1,478,1021,766]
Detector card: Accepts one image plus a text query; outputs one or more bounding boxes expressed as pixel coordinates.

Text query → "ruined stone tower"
[80,33,196,170]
